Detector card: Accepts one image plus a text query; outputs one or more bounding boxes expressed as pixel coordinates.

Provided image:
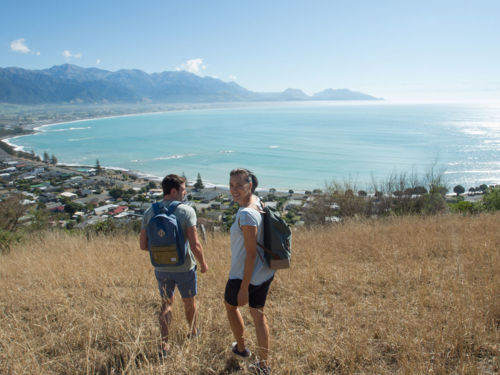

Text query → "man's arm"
[139,229,148,251]
[186,225,208,273]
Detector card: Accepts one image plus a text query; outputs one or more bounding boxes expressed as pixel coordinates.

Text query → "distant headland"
[0,64,382,105]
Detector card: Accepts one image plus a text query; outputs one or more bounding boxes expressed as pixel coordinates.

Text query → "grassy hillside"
[1,214,499,374]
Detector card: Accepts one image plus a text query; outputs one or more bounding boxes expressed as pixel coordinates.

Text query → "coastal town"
[2,145,496,238]
[0,147,309,235]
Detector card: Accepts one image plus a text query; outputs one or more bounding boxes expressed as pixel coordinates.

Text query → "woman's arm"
[237,224,258,306]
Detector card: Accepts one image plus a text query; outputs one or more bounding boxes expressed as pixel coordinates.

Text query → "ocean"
[7,101,500,191]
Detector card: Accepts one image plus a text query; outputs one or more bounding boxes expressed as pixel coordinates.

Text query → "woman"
[224,168,275,375]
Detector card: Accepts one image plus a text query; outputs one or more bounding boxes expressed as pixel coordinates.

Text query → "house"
[149,189,163,198]
[0,167,17,173]
[79,189,93,197]
[48,204,65,213]
[94,204,118,216]
[129,201,151,214]
[285,199,303,210]
[114,211,130,219]
[60,192,78,199]
[21,199,36,205]
[109,205,128,216]
[264,201,278,209]
[39,193,58,203]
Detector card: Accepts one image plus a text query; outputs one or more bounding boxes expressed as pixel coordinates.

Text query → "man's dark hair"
[161,174,186,196]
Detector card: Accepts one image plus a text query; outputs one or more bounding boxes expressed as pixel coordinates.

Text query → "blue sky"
[1,0,500,101]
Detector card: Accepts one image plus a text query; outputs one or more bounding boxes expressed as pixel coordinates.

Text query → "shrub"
[0,195,26,232]
[449,200,477,214]
[83,218,142,237]
[422,192,448,215]
[0,229,23,254]
[482,187,500,211]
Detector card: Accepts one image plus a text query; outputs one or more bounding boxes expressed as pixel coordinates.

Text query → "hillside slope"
[1,214,498,374]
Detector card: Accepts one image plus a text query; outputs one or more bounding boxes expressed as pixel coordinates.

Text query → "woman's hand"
[237,287,249,306]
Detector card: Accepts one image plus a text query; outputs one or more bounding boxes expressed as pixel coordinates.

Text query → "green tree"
[43,151,50,163]
[108,187,125,200]
[453,185,465,197]
[412,186,428,195]
[95,159,102,175]
[194,173,204,190]
[64,201,84,216]
[50,154,58,165]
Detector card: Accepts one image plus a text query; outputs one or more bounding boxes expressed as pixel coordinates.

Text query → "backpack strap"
[166,200,182,215]
[152,202,161,215]
[237,205,268,264]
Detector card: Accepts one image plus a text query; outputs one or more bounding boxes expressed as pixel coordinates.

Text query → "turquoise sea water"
[7,102,500,191]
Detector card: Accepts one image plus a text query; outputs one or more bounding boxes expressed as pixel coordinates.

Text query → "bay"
[8,102,500,191]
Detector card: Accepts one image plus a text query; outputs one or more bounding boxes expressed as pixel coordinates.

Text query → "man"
[140,174,208,358]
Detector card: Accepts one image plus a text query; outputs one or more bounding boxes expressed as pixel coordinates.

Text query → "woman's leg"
[225,301,246,351]
[249,306,270,365]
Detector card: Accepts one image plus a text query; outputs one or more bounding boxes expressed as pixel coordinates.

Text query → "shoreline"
[2,102,500,192]
[3,131,499,193]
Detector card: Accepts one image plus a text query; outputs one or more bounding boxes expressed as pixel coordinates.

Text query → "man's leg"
[249,307,270,365]
[159,296,174,351]
[225,301,246,352]
[182,296,198,335]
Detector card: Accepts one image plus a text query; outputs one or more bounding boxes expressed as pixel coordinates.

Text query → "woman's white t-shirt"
[229,203,275,285]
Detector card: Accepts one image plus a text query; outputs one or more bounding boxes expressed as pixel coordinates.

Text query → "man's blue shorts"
[154,267,197,299]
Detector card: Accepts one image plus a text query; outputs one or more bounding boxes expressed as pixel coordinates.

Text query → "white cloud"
[96,59,101,65]
[228,75,237,81]
[176,58,206,75]
[63,50,82,59]
[11,38,39,55]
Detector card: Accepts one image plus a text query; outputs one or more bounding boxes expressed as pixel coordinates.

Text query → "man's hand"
[199,261,208,273]
[139,229,148,251]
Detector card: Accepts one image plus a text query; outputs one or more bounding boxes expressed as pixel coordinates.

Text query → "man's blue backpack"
[147,201,187,267]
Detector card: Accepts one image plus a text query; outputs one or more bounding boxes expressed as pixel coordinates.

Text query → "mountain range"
[0,64,382,104]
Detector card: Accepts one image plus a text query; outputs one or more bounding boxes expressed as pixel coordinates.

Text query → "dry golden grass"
[1,214,499,374]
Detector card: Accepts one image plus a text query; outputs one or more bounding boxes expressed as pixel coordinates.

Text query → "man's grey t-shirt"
[141,200,197,272]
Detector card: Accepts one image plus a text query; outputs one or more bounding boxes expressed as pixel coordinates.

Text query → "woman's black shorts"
[224,276,274,309]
